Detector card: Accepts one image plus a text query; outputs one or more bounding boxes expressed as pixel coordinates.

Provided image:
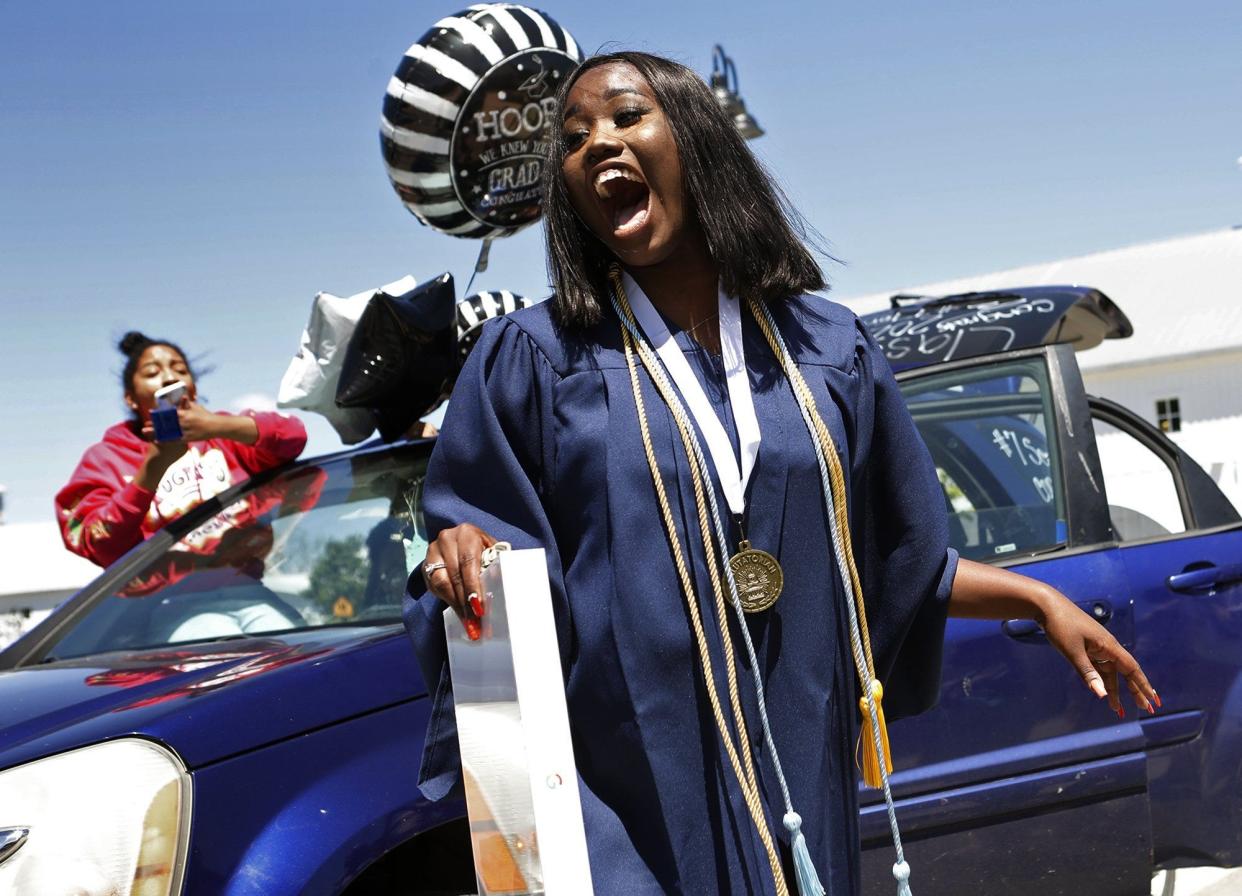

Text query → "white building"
[843,227,1242,511]
[0,522,100,649]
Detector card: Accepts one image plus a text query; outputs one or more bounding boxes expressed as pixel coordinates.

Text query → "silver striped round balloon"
[456,289,530,362]
[381,5,583,239]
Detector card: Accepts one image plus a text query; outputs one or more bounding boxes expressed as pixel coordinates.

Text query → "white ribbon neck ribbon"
[622,271,761,519]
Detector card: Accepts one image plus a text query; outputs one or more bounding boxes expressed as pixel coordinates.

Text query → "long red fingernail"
[469,594,485,618]
[1118,706,1125,720]
[1153,692,1162,708]
[464,618,481,641]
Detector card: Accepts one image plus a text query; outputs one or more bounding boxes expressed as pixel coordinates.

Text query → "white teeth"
[593,167,642,200]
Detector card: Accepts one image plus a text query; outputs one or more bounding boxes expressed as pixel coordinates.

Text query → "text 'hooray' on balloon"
[380,4,583,239]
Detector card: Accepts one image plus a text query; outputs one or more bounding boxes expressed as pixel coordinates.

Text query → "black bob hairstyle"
[541,51,827,329]
[117,330,194,396]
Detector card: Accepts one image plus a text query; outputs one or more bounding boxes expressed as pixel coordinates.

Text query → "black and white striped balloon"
[381,5,583,239]
[456,290,530,363]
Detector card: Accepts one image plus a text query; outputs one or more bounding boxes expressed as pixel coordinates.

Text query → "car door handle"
[1001,619,1045,642]
[1167,563,1242,594]
[1003,600,1114,643]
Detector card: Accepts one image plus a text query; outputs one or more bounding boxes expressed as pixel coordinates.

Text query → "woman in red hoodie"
[56,331,308,568]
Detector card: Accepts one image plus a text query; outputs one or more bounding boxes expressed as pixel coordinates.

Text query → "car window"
[899,358,1067,561]
[44,449,430,662]
[1092,417,1187,540]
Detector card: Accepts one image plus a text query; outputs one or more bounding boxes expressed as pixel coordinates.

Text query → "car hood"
[0,625,424,773]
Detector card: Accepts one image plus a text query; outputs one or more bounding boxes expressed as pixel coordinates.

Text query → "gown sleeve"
[402,317,564,801]
[850,321,959,721]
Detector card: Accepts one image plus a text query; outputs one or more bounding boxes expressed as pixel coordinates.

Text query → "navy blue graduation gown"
[403,294,958,895]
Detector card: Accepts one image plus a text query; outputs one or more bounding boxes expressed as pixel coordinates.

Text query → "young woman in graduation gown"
[404,52,1158,895]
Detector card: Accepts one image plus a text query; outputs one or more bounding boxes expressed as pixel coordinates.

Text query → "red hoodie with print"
[55,411,307,567]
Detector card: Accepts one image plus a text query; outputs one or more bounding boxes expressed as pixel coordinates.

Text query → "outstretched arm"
[157,405,307,471]
[948,557,1159,718]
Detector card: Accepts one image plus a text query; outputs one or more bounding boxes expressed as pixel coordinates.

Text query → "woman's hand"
[1041,598,1160,718]
[423,524,498,640]
[176,403,260,444]
[173,402,223,441]
[134,439,188,491]
[949,558,1159,717]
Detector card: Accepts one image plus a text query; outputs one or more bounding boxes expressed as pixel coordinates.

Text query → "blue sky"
[2,1,1240,525]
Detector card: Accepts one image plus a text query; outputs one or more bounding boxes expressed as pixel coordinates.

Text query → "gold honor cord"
[616,291,791,895]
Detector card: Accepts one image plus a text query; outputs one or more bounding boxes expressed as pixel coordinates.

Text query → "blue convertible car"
[2,288,1240,895]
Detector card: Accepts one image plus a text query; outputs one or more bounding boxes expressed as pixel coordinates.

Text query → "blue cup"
[151,405,183,442]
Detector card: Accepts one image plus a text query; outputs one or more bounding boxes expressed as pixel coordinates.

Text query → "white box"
[444,548,594,896]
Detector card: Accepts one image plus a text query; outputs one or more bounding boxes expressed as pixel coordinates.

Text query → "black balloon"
[373,404,426,444]
[335,274,457,432]
[380,4,583,238]
[455,289,530,366]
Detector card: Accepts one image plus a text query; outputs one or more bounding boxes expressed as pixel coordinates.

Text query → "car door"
[860,345,1153,896]
[1087,398,1242,869]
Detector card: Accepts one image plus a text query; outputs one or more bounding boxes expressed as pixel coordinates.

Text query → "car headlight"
[0,738,191,896]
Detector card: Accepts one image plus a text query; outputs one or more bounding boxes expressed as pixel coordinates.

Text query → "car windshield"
[42,446,430,662]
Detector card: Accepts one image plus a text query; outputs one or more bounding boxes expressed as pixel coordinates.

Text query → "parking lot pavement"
[1153,867,1242,895]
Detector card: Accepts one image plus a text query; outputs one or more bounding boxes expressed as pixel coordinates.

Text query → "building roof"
[0,522,101,600]
[841,228,1242,372]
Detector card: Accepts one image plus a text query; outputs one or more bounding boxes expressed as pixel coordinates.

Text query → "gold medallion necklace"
[729,524,784,613]
[619,270,783,612]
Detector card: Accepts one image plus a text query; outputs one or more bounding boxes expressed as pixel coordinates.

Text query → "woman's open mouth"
[594,167,651,238]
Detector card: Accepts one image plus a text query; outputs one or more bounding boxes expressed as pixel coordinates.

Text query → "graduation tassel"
[783,812,826,896]
[858,679,894,789]
[893,860,913,896]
